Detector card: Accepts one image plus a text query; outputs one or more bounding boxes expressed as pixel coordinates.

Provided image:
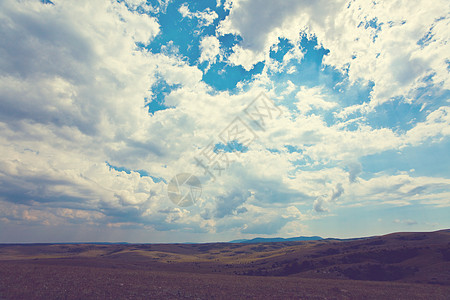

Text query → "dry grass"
[1,229,449,299]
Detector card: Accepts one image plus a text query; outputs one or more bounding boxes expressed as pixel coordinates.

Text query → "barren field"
[1,230,449,299]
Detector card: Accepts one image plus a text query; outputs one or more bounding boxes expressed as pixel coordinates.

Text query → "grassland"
[1,230,449,299]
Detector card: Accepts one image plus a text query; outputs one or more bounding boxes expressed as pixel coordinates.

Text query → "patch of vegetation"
[339,263,417,281]
[340,248,420,264]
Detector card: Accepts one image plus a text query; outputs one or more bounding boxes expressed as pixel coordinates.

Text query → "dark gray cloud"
[214,189,250,218]
[330,183,344,202]
[347,161,362,183]
[0,4,94,82]
[313,196,327,213]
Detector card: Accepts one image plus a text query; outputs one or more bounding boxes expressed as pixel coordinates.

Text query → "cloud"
[405,106,450,145]
[0,0,449,241]
[313,183,344,213]
[330,183,344,202]
[319,0,450,105]
[393,219,418,226]
[179,3,218,27]
[295,86,338,114]
[313,197,328,213]
[345,174,450,207]
[217,0,343,69]
[214,189,251,218]
[227,45,264,71]
[218,0,342,52]
[346,161,362,183]
[240,205,303,235]
[219,0,449,105]
[281,80,296,96]
[199,35,221,66]
[0,0,189,230]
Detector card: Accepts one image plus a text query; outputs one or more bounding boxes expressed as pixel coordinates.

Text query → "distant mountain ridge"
[229,236,323,243]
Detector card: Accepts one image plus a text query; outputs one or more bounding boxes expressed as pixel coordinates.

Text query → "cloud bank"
[0,0,449,242]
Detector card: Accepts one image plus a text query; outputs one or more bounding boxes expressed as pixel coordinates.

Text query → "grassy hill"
[0,230,449,299]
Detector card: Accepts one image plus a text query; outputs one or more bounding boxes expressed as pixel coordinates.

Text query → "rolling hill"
[0,229,449,299]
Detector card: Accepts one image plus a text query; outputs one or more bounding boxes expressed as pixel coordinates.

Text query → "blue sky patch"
[106,162,166,183]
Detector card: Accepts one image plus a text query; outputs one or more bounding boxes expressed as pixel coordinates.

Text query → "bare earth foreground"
[1,230,449,299]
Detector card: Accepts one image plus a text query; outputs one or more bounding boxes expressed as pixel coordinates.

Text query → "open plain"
[1,230,449,299]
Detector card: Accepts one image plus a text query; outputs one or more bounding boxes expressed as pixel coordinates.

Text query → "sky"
[0,0,449,243]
